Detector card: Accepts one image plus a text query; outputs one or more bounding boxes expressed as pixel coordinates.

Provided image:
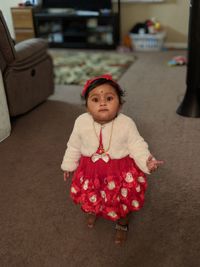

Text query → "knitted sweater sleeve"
[61,118,82,172]
[127,119,151,174]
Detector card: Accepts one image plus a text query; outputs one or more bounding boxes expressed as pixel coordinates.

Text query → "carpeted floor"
[1,50,200,267]
[49,50,135,85]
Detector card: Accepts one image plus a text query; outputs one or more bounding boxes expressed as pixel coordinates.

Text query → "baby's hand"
[146,155,164,173]
[63,171,70,181]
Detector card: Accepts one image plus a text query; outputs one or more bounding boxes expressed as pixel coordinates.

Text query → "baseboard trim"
[164,42,188,49]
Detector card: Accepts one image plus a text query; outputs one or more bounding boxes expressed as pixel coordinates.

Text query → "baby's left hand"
[146,155,164,173]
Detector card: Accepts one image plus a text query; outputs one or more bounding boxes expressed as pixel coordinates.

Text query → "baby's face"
[87,84,120,124]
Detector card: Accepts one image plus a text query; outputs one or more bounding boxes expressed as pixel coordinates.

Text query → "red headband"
[81,74,114,97]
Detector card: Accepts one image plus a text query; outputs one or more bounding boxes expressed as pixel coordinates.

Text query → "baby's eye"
[91,97,99,103]
[107,96,114,101]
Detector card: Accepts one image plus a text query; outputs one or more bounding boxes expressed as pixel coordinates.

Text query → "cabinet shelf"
[63,31,87,37]
[33,10,119,49]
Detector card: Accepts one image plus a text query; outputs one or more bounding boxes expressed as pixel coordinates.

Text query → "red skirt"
[69,155,147,221]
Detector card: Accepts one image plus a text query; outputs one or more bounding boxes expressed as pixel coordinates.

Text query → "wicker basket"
[130,32,166,51]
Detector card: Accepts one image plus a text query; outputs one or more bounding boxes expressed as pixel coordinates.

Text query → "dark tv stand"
[33,9,120,49]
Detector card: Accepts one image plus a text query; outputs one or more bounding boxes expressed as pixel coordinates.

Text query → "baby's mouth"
[99,109,109,112]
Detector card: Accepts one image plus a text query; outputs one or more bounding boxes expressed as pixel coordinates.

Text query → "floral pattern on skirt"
[69,155,147,221]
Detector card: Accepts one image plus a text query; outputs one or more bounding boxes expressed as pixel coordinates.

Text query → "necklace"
[93,120,114,154]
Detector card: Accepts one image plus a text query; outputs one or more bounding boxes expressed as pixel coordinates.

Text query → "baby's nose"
[100,98,106,105]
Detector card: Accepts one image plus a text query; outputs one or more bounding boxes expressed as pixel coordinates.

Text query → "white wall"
[1,0,19,37]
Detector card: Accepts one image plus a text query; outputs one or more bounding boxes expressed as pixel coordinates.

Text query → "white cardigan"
[61,113,151,174]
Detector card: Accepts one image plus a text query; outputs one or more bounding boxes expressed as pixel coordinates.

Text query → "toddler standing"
[61,74,163,245]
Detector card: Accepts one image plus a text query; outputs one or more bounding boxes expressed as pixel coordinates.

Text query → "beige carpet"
[1,50,200,267]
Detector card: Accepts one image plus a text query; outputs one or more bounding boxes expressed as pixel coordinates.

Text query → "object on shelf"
[23,0,38,6]
[167,56,187,66]
[87,18,98,29]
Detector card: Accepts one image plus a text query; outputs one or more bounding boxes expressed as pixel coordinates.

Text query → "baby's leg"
[87,213,97,228]
[118,214,130,225]
[115,213,131,245]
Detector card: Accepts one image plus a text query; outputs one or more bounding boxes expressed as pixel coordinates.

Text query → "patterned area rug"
[49,50,136,85]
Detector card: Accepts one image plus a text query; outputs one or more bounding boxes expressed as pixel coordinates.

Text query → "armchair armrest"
[14,38,49,65]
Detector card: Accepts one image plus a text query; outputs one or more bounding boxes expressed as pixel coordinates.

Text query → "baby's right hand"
[64,171,70,181]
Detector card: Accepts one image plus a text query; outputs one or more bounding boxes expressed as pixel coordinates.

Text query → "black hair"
[83,78,125,105]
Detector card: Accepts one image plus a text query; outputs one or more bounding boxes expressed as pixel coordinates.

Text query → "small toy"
[168,55,187,66]
[154,22,161,31]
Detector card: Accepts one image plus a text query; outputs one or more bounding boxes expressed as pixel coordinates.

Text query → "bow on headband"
[81,74,114,97]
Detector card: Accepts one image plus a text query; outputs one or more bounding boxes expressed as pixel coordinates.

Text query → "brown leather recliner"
[0,10,54,117]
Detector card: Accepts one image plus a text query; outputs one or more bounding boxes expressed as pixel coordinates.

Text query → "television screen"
[42,0,112,11]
